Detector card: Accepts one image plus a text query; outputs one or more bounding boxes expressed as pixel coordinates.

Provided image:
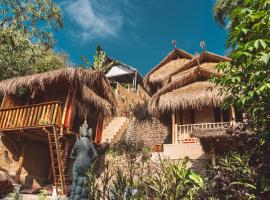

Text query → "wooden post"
[230,106,236,125]
[15,141,31,183]
[172,112,176,144]
[61,86,72,133]
[0,93,7,109]
[211,140,216,166]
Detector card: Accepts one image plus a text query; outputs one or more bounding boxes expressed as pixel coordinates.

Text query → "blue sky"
[54,0,227,75]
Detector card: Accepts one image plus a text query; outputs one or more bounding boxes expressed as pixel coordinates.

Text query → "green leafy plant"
[9,192,22,200]
[86,165,102,200]
[81,45,114,73]
[200,151,257,199]
[146,157,204,200]
[211,0,270,197]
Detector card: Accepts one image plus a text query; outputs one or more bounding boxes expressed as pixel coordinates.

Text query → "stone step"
[101,117,129,143]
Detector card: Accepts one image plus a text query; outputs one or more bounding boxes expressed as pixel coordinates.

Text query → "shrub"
[199,151,257,200]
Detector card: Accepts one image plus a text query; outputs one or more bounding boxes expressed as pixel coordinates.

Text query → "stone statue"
[69,121,98,200]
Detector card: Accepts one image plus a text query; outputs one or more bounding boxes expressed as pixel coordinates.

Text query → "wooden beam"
[230,106,236,125]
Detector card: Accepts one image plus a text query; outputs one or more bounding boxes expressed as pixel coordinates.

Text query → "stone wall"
[123,117,171,148]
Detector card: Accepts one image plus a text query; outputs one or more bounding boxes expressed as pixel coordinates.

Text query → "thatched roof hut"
[148,51,230,116]
[144,48,193,94]
[0,67,116,116]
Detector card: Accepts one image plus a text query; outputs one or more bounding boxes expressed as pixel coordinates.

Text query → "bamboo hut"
[144,48,193,95]
[0,67,115,195]
[147,51,240,160]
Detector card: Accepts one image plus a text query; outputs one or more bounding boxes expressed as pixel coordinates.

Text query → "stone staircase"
[101,117,129,143]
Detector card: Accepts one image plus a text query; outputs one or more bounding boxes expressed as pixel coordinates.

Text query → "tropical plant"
[146,157,204,200]
[210,0,270,197]
[81,46,114,73]
[212,0,270,129]
[86,165,102,200]
[200,151,257,199]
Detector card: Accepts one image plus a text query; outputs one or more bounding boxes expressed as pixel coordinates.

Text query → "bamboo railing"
[0,101,62,131]
[176,122,230,144]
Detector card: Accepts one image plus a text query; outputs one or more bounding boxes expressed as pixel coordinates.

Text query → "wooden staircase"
[101,117,129,143]
[45,126,67,195]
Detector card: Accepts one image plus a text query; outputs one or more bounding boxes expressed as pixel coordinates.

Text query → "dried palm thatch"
[191,126,230,139]
[162,51,231,86]
[170,66,221,84]
[144,48,193,90]
[0,68,102,93]
[0,67,116,116]
[148,58,191,84]
[149,81,224,115]
[190,122,253,140]
[147,51,230,116]
[82,85,114,115]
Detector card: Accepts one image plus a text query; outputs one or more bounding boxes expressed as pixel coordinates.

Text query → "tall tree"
[0,0,67,80]
[0,0,62,46]
[213,0,242,27]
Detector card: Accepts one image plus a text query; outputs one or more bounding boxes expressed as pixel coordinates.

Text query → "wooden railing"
[0,101,62,131]
[176,122,230,144]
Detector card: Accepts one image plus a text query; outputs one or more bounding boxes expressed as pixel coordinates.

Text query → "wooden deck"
[0,101,67,195]
[0,101,62,134]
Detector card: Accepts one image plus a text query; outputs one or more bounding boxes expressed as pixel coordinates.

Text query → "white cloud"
[62,0,127,40]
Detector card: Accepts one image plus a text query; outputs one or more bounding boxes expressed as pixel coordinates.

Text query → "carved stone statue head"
[79,120,92,138]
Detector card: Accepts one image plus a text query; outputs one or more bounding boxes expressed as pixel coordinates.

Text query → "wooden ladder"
[46,126,67,195]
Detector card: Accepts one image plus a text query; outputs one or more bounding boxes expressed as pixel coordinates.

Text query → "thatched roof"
[0,67,116,116]
[144,48,193,93]
[149,81,224,114]
[191,126,230,139]
[82,85,114,115]
[148,51,230,115]
[190,123,253,140]
[163,51,230,85]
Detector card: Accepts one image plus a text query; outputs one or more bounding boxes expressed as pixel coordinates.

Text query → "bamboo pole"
[172,112,176,144]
